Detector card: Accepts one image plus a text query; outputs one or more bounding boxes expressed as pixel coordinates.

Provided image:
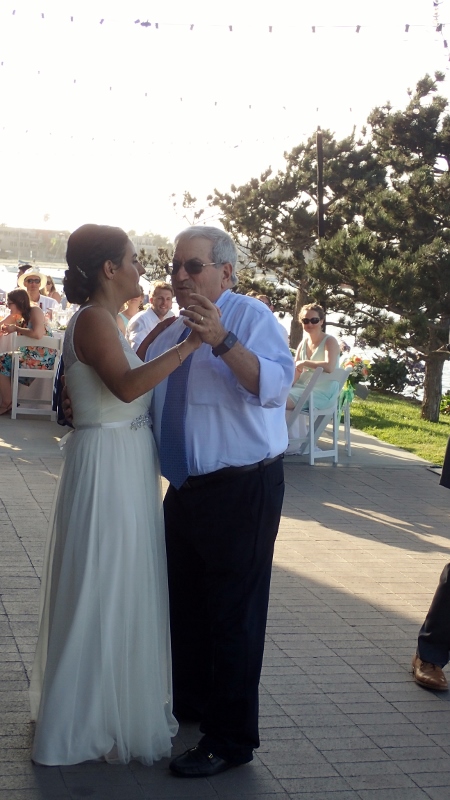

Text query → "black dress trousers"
[164,458,285,764]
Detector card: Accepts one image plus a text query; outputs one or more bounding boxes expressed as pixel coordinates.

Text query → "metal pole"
[316,127,325,238]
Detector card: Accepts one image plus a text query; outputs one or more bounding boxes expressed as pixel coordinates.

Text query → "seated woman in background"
[117,286,145,334]
[286,303,340,451]
[44,276,62,304]
[0,289,57,415]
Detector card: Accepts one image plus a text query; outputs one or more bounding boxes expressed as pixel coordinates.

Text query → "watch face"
[212,332,237,356]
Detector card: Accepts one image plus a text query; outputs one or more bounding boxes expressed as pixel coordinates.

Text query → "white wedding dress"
[29,306,178,766]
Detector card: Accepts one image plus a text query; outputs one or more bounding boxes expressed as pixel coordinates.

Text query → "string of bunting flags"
[2,7,450,42]
[0,63,371,115]
[0,122,316,148]
[434,0,449,49]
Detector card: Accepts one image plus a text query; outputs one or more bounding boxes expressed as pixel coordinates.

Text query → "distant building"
[0,226,70,263]
[0,226,167,263]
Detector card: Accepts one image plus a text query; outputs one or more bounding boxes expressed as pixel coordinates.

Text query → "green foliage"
[233,275,294,315]
[369,355,409,393]
[171,191,206,227]
[315,74,450,350]
[350,392,450,464]
[209,129,383,294]
[440,390,450,415]
[178,70,450,417]
[138,247,171,283]
[340,355,371,386]
[312,73,450,419]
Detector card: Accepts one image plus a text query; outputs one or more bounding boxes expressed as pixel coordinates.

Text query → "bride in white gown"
[29,223,201,766]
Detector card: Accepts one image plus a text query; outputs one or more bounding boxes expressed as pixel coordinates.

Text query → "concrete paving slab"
[1,414,450,798]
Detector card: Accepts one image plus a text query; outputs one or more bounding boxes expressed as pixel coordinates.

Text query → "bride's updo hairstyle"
[64,224,129,305]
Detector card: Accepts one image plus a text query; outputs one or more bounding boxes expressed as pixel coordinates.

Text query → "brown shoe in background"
[411,653,448,691]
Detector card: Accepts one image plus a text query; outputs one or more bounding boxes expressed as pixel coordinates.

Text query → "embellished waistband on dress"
[58,415,152,450]
[76,414,152,431]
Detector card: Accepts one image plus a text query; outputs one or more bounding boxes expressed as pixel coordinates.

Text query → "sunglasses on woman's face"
[301,317,321,325]
[25,278,41,284]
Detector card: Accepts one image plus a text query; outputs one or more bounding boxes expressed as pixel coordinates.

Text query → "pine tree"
[314,73,450,421]
[210,130,383,346]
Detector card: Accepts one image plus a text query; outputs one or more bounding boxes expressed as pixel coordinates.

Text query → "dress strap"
[63,305,94,371]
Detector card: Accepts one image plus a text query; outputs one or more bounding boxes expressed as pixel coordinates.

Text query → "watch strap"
[212,331,238,357]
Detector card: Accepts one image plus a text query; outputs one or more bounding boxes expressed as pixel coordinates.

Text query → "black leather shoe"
[169,745,237,778]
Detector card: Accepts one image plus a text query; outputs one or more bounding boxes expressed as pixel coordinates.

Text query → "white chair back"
[286,367,324,432]
[286,365,353,465]
[10,334,63,421]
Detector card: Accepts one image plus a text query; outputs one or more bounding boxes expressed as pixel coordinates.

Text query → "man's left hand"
[180,294,225,348]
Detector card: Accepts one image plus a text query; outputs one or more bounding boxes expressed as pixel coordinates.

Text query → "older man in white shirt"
[127,281,174,351]
[145,226,293,779]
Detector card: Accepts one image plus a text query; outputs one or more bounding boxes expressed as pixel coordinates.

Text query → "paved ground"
[1,415,450,800]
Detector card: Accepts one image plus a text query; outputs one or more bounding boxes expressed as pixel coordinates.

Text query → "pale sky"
[1,0,450,239]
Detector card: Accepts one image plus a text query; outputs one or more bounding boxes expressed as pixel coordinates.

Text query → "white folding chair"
[286,366,353,465]
[10,334,62,421]
[285,367,324,457]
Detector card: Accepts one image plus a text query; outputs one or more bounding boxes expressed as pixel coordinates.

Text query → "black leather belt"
[179,454,283,490]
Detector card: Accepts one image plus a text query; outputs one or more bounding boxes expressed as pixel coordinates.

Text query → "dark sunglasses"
[169,258,217,276]
[301,317,321,325]
[25,278,41,284]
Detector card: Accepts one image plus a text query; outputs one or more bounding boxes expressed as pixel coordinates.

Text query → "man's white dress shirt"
[37,295,58,313]
[146,290,294,476]
[127,307,175,351]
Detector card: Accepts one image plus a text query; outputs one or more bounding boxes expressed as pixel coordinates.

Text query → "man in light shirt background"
[127,281,174,351]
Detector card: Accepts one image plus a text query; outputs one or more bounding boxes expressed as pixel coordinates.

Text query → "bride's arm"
[75,307,201,403]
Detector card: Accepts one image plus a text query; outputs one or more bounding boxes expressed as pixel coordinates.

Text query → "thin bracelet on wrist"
[175,343,183,365]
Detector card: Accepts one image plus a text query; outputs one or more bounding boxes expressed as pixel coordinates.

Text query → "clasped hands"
[181,293,225,349]
[294,359,307,379]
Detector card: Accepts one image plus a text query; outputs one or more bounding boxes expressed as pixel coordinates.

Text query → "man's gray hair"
[174,226,238,286]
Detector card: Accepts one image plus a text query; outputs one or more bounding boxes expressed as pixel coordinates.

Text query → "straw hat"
[18,268,47,291]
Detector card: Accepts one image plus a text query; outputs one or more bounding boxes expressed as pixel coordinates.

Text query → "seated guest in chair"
[0,289,57,415]
[285,303,340,452]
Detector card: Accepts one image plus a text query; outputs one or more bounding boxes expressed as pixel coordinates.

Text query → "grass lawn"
[349,391,450,465]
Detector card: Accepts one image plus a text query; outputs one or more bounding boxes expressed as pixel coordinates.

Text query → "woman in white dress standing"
[29,223,201,766]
